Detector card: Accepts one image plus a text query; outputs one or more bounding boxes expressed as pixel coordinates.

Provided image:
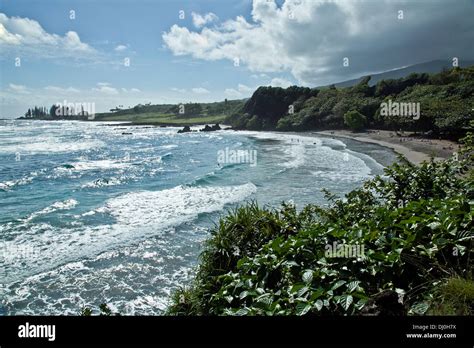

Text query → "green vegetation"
[226,67,474,139]
[22,106,49,118]
[19,103,92,120]
[167,128,474,316]
[20,99,245,126]
[97,112,227,126]
[427,277,474,315]
[344,110,367,131]
[81,304,119,316]
[94,99,245,125]
[226,86,316,130]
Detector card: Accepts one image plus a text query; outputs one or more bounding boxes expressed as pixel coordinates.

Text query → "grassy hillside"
[93,99,245,125]
[96,112,227,126]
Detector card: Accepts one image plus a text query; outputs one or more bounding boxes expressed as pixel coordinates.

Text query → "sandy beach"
[315,130,460,165]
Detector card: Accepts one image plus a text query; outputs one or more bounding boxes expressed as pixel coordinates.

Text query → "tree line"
[226,66,474,139]
[22,104,90,119]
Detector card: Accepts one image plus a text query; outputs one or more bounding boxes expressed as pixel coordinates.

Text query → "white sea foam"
[0,222,207,315]
[282,143,306,168]
[0,173,38,191]
[24,199,78,222]
[67,160,130,171]
[81,177,123,188]
[105,182,257,227]
[1,183,256,285]
[0,138,105,154]
[160,144,178,150]
[239,131,326,169]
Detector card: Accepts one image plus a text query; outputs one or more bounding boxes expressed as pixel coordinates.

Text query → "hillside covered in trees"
[226,66,474,139]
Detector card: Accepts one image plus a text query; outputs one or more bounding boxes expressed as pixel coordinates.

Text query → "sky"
[0,0,473,118]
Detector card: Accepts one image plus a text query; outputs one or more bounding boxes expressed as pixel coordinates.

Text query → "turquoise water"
[0,120,396,314]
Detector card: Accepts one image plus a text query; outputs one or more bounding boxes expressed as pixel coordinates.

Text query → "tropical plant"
[344,110,367,131]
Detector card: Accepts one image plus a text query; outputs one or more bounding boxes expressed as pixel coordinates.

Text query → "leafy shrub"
[344,110,367,131]
[167,137,473,316]
[167,202,317,315]
[81,303,118,316]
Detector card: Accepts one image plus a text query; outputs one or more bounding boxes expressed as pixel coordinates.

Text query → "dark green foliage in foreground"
[167,132,474,316]
[226,66,474,138]
[168,202,317,315]
[81,303,119,316]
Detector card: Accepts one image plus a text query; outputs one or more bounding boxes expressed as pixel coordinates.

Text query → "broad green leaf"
[346,281,361,293]
[331,280,346,291]
[302,270,313,284]
[314,299,323,311]
[340,294,353,311]
[297,286,309,297]
[410,302,429,315]
[239,291,249,299]
[296,303,311,316]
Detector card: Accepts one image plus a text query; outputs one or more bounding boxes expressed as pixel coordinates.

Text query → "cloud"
[163,0,474,86]
[237,83,253,93]
[121,87,141,93]
[269,77,293,88]
[224,88,241,97]
[44,86,80,93]
[225,83,254,97]
[192,87,210,94]
[224,83,255,97]
[251,73,269,79]
[0,13,97,59]
[191,12,218,28]
[114,44,127,51]
[171,87,186,93]
[8,83,29,94]
[92,83,119,95]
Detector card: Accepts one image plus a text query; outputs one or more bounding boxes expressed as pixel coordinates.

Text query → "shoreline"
[6,119,460,166]
[314,130,459,165]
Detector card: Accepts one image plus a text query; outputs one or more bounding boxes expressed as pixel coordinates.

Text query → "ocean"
[0,120,397,315]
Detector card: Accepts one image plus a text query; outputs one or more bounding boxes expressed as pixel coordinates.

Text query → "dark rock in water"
[200,123,221,132]
[122,132,133,135]
[178,126,191,133]
[95,178,109,185]
[62,164,75,169]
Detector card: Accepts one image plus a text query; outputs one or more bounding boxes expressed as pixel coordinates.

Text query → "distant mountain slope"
[333,59,474,87]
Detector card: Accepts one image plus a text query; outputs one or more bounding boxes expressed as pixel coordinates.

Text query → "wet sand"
[315,130,460,165]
